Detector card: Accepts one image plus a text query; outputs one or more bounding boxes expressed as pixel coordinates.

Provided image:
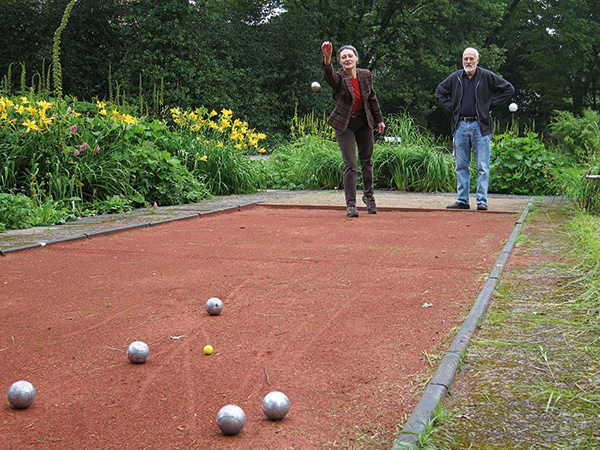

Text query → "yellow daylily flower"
[36,100,53,111]
[20,97,30,104]
[39,115,54,127]
[22,119,42,133]
[99,109,107,116]
[124,115,139,124]
[199,155,208,161]
[1,97,14,108]
[97,101,106,109]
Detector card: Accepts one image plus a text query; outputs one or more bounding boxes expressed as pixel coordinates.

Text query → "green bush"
[0,193,35,230]
[129,145,208,205]
[0,193,78,231]
[263,136,342,190]
[490,131,561,195]
[561,160,600,215]
[0,95,270,215]
[550,108,600,163]
[373,144,455,192]
[373,113,455,192]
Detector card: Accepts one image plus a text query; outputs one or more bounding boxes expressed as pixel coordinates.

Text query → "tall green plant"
[373,145,455,192]
[52,0,76,100]
[562,161,600,215]
[290,106,335,141]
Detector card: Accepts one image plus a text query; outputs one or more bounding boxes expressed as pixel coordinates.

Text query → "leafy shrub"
[0,193,34,230]
[374,114,454,192]
[561,160,600,215]
[0,193,78,231]
[181,143,261,196]
[490,131,561,195]
[0,95,268,217]
[373,144,455,192]
[263,136,341,190]
[129,145,208,205]
[550,108,600,162]
[90,195,135,215]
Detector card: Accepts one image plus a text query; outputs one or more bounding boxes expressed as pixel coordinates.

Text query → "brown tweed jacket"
[322,61,384,132]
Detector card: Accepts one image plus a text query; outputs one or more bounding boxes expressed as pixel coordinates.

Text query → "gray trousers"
[334,111,375,207]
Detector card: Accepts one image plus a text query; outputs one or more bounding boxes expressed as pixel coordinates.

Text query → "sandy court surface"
[263,190,530,213]
[1,204,520,449]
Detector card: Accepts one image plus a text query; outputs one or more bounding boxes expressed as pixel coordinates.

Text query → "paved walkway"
[0,190,531,253]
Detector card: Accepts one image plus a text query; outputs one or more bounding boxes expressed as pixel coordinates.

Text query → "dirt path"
[1,202,521,449]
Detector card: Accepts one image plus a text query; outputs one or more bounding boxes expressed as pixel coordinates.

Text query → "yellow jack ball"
[204,345,214,355]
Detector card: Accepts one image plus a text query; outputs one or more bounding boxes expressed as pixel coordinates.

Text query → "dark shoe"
[362,195,377,214]
[446,201,469,210]
[347,206,359,217]
[477,203,488,211]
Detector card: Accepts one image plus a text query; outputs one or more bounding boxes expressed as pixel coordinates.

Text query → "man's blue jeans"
[453,120,491,206]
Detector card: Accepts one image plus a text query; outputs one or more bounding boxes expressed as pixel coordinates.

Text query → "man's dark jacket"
[436,67,514,137]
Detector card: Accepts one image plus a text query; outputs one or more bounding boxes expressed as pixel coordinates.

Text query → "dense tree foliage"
[1,0,599,138]
[495,0,600,129]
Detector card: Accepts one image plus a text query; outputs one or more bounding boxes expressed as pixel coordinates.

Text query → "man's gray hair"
[463,47,480,59]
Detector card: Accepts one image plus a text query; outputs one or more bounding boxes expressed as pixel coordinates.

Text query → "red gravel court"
[1,204,518,449]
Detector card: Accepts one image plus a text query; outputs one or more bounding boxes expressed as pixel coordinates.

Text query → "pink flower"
[95,145,100,153]
[120,193,124,199]
[70,125,77,133]
[153,202,158,209]
[74,150,80,156]
[80,143,88,152]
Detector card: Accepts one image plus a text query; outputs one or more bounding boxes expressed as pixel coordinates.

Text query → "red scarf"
[350,77,363,112]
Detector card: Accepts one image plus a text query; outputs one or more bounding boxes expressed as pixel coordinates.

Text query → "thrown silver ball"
[127,341,150,364]
[262,391,290,420]
[7,380,36,409]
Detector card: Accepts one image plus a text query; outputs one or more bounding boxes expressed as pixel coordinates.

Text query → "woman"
[321,41,385,218]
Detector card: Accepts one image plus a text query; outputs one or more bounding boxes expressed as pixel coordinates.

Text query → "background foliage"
[3,0,600,138]
[1,0,600,231]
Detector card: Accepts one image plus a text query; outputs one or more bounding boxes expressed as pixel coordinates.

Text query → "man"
[436,47,514,210]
